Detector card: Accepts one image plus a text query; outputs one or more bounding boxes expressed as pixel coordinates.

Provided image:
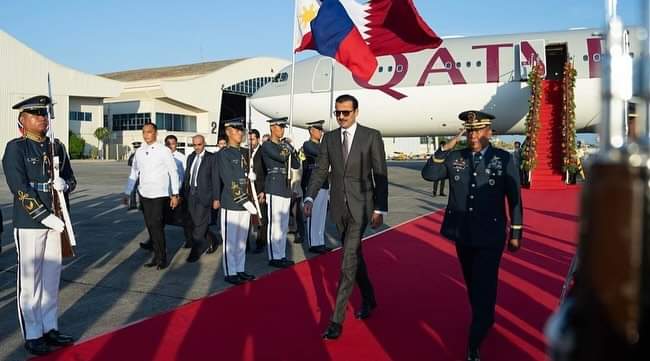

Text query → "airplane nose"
[250,86,287,118]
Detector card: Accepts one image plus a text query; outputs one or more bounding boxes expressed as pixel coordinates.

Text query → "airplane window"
[445,62,452,69]
[630,52,635,58]
[593,53,601,62]
[378,66,383,72]
[466,61,472,68]
[476,61,482,67]
[388,66,393,72]
[396,64,403,72]
[583,55,588,61]
[456,62,461,68]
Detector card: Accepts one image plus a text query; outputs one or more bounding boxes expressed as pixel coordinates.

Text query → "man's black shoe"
[144,258,159,268]
[280,258,295,267]
[24,337,51,355]
[268,259,286,268]
[44,329,75,346]
[156,259,168,270]
[355,300,377,320]
[467,347,480,361]
[225,275,244,285]
[309,245,328,254]
[252,245,265,254]
[139,240,153,251]
[237,272,256,281]
[322,322,342,340]
[206,239,218,254]
[187,242,207,263]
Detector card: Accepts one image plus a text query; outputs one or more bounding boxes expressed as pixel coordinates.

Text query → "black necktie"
[342,130,349,163]
[473,152,482,169]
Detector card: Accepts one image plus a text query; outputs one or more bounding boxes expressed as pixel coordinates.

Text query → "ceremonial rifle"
[47,74,76,258]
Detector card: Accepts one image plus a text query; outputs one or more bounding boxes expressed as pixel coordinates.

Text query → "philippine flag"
[295,0,442,82]
[295,0,376,81]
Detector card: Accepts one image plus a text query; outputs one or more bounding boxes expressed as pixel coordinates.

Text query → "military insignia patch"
[18,190,42,214]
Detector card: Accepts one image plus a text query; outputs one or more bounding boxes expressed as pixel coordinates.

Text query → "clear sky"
[0,0,643,75]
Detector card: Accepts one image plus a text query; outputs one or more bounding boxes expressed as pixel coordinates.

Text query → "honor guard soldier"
[421,110,523,361]
[301,120,330,254]
[261,117,300,268]
[2,95,76,355]
[216,119,258,284]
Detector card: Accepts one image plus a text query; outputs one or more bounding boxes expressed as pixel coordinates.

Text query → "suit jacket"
[421,144,523,248]
[184,151,219,207]
[306,124,388,224]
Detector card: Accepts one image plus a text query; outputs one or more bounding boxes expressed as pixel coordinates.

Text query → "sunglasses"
[333,110,353,117]
[23,108,48,117]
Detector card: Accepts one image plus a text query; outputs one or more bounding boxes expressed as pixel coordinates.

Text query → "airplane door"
[312,57,332,93]
[518,39,546,80]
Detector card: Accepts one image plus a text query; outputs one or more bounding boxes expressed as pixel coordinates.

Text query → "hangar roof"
[101,58,247,82]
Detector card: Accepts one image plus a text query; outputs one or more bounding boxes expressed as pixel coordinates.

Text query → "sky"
[0,0,644,75]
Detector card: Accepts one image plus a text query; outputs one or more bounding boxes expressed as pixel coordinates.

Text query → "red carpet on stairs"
[530,80,570,190]
[38,188,579,361]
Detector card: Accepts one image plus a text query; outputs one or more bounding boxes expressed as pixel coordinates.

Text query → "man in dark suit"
[185,135,220,263]
[421,111,523,361]
[245,129,267,253]
[304,94,388,340]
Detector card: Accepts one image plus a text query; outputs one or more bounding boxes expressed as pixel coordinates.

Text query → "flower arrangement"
[521,63,544,173]
[561,61,579,179]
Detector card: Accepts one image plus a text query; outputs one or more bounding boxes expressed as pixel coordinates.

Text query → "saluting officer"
[301,120,330,254]
[261,117,300,268]
[2,95,76,355]
[421,111,523,361]
[216,119,258,285]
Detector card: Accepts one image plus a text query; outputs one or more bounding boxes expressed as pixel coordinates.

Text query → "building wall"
[0,30,121,158]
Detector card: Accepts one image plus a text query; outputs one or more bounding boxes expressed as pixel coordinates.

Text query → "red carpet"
[39,189,579,361]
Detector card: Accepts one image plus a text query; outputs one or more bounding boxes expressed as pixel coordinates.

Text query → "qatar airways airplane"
[251,27,639,137]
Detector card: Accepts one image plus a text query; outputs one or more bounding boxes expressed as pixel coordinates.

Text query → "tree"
[93,127,111,160]
[68,131,86,159]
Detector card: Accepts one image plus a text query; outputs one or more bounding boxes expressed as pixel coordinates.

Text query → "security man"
[216,119,258,285]
[2,95,76,355]
[301,120,330,254]
[261,117,300,268]
[421,111,523,361]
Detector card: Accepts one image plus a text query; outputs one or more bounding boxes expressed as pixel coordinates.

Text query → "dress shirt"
[340,121,358,156]
[189,150,205,188]
[172,150,187,184]
[124,142,180,198]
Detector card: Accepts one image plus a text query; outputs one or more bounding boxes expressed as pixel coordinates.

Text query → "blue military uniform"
[421,110,523,360]
[301,120,330,253]
[261,117,300,266]
[216,119,257,284]
[2,95,76,354]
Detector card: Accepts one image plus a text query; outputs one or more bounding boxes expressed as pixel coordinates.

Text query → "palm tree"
[93,127,111,160]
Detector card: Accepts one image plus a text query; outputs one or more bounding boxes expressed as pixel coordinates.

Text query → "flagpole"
[289,0,298,138]
[329,58,335,131]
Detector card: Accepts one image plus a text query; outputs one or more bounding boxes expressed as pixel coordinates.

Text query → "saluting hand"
[443,128,466,151]
[508,238,521,252]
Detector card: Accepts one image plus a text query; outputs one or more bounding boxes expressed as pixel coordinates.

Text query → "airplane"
[250,27,639,137]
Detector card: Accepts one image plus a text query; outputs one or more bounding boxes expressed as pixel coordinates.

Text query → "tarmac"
[0,160,447,361]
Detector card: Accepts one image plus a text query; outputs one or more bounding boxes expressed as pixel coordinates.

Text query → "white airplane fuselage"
[251,28,639,137]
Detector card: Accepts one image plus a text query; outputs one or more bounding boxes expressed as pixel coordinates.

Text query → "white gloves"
[52,177,67,192]
[41,214,65,233]
[248,171,257,181]
[243,201,258,216]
